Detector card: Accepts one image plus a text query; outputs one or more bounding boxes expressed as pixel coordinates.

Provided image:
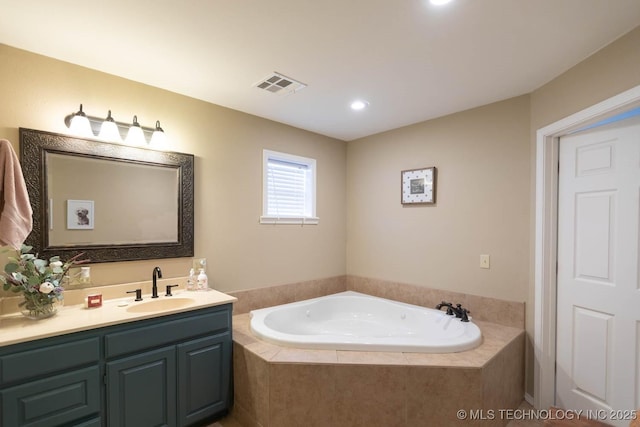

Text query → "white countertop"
[0,288,236,347]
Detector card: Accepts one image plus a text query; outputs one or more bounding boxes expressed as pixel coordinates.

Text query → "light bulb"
[69,104,93,137]
[98,110,122,142]
[125,115,145,145]
[150,120,166,147]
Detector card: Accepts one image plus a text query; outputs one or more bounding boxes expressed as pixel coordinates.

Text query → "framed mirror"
[19,128,194,263]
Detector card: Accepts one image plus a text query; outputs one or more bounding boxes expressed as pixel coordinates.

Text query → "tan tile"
[406,367,484,426]
[293,278,325,301]
[244,341,282,361]
[416,285,452,310]
[347,275,386,297]
[482,333,525,417]
[403,349,486,368]
[229,283,296,314]
[333,365,407,427]
[336,350,407,365]
[270,347,338,364]
[345,275,525,330]
[229,289,252,315]
[465,294,525,329]
[294,276,347,302]
[385,281,424,306]
[233,343,270,427]
[230,402,263,427]
[269,364,335,427]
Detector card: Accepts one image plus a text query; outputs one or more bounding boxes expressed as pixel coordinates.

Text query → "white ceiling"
[1,0,639,141]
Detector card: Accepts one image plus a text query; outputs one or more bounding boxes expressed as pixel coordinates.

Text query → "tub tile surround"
[230,276,525,426]
[229,275,346,315]
[346,275,525,329]
[230,275,525,329]
[232,313,524,426]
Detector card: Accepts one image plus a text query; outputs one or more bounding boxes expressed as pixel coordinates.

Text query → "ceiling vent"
[254,72,307,95]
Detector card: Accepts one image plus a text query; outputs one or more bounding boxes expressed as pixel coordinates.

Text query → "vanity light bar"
[64,104,165,146]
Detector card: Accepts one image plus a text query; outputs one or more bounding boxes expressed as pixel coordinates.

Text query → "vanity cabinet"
[0,336,102,426]
[0,303,232,427]
[104,308,232,427]
[106,346,177,426]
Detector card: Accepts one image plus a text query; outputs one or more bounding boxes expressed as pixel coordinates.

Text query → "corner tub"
[249,291,481,353]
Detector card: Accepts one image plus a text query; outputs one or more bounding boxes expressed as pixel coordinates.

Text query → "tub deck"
[232,313,525,427]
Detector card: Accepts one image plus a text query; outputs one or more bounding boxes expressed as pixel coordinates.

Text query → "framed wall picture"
[401,167,437,205]
[67,200,95,229]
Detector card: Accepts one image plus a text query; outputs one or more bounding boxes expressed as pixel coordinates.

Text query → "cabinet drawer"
[1,365,100,427]
[0,337,99,384]
[105,308,230,358]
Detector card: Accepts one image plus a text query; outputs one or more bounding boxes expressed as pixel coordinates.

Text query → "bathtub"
[249,291,482,353]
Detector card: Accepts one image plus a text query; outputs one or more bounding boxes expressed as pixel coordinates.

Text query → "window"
[261,150,318,224]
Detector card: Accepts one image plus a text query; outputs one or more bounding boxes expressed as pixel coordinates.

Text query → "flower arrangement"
[1,245,88,319]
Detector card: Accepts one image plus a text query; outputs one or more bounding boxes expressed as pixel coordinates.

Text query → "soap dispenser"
[197,268,208,291]
[186,268,196,291]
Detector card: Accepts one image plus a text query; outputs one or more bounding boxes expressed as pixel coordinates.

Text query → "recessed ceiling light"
[350,100,369,111]
[430,0,453,5]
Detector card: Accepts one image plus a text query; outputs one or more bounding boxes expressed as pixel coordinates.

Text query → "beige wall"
[346,95,531,302]
[345,24,640,399]
[0,44,347,292]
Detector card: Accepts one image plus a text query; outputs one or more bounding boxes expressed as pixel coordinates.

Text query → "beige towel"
[0,139,33,249]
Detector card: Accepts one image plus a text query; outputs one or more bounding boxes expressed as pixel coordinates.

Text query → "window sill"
[260,216,319,225]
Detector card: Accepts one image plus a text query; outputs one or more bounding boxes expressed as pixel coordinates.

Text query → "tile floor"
[207,400,542,427]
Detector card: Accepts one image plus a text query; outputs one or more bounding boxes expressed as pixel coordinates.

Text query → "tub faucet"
[435,301,470,322]
[152,267,162,298]
[452,304,470,322]
[435,301,455,316]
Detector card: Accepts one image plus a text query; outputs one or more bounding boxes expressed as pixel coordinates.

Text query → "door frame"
[534,84,640,409]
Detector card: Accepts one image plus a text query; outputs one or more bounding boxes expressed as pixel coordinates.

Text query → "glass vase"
[20,294,63,320]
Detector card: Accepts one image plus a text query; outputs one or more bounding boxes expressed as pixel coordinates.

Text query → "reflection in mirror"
[20,128,194,263]
[47,154,179,245]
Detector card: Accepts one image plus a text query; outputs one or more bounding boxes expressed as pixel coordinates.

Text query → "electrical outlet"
[480,254,490,269]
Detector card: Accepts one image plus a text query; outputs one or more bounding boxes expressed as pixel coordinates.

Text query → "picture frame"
[401,167,437,205]
[66,199,95,230]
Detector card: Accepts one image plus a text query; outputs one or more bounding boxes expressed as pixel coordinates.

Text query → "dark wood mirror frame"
[19,128,194,263]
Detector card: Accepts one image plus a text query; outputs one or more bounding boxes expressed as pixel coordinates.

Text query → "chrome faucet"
[152,267,162,298]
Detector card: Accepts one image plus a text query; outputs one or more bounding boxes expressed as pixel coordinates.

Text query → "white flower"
[50,261,63,269]
[39,282,55,294]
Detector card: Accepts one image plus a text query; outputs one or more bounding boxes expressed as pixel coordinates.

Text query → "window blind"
[266,158,309,217]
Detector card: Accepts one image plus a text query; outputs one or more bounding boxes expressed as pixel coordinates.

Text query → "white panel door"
[556,117,640,427]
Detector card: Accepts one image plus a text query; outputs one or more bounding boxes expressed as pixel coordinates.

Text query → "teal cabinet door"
[107,346,177,427]
[177,332,232,426]
[1,366,100,427]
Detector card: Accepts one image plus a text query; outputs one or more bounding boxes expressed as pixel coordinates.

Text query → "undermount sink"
[125,297,196,313]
